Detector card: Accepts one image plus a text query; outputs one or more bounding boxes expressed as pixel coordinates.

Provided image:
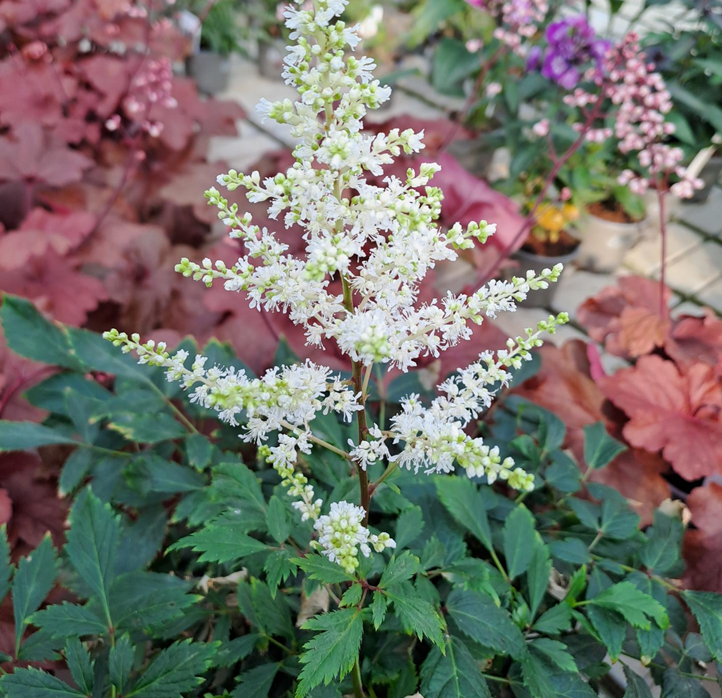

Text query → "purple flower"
[529,15,610,89]
[526,45,542,72]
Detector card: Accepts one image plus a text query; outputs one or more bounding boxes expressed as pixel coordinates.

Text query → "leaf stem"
[351,659,365,698]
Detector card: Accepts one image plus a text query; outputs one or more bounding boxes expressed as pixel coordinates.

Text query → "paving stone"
[365,88,446,124]
[219,57,298,146]
[696,277,722,314]
[550,268,617,320]
[208,122,280,172]
[662,242,722,295]
[492,307,551,342]
[677,186,722,236]
[622,223,704,275]
[671,300,708,318]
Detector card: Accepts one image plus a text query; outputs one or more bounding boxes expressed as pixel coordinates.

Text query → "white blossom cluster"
[312,501,395,573]
[104,0,568,574]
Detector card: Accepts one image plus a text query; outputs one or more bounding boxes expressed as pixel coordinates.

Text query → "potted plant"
[185,0,243,95]
[561,143,649,273]
[506,179,581,307]
[242,0,289,79]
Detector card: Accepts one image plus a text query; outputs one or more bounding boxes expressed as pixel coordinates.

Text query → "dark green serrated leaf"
[435,477,492,550]
[371,592,388,630]
[293,555,355,584]
[108,413,187,444]
[29,603,107,639]
[395,506,424,550]
[503,505,536,579]
[110,572,196,634]
[550,538,592,565]
[586,582,667,630]
[232,664,279,698]
[420,635,491,698]
[185,433,213,470]
[1,295,83,370]
[65,638,94,695]
[600,497,640,540]
[215,634,258,667]
[143,457,205,494]
[266,495,290,544]
[622,664,654,698]
[0,525,11,606]
[533,603,572,634]
[545,452,581,493]
[586,606,625,660]
[126,640,216,698]
[116,506,167,575]
[297,608,363,697]
[661,668,711,698]
[59,449,94,497]
[527,537,551,617]
[530,638,577,673]
[0,421,76,452]
[583,422,626,469]
[380,551,421,588]
[109,635,134,694]
[13,535,57,656]
[386,582,445,649]
[170,522,269,563]
[212,462,267,514]
[0,667,86,698]
[519,651,557,698]
[250,578,295,640]
[65,489,120,627]
[640,511,683,575]
[683,591,722,663]
[264,548,297,595]
[446,589,525,659]
[685,633,712,663]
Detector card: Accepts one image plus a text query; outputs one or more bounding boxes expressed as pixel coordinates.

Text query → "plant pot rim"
[584,207,648,231]
[513,243,580,266]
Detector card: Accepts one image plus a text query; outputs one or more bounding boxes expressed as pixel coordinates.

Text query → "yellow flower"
[536,205,566,233]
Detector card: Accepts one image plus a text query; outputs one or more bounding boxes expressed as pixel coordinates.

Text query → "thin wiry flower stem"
[342,274,371,524]
[279,420,352,460]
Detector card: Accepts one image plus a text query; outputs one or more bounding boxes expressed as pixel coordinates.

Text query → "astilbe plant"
[102,0,567,686]
[105,0,567,570]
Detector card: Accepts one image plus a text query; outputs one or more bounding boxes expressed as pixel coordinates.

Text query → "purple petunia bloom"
[532,15,610,89]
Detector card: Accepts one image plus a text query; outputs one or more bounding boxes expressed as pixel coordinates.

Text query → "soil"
[522,228,580,257]
[588,199,642,224]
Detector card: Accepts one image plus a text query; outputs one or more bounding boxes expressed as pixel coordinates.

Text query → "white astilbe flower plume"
[104,0,568,574]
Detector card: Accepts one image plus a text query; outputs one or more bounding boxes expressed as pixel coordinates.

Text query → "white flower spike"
[105,0,568,575]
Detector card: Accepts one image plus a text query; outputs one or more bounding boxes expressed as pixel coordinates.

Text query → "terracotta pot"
[577,211,647,273]
[509,244,580,308]
[187,51,230,95]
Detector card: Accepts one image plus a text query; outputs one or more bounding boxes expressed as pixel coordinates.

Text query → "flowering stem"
[342,275,371,523]
[279,420,352,460]
[657,185,669,319]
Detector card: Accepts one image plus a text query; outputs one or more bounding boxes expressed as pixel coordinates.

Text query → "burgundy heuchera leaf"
[600,355,722,480]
